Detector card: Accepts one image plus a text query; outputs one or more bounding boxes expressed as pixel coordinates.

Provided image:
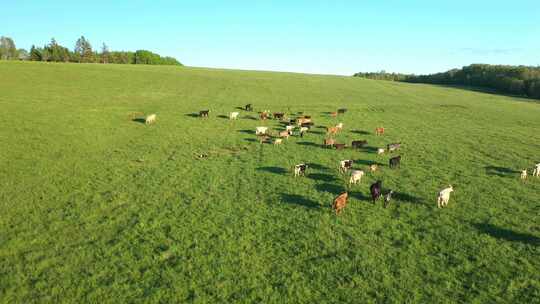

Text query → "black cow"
[389,156,401,168]
[294,164,308,177]
[273,112,285,120]
[351,140,368,149]
[245,104,253,111]
[387,143,401,152]
[340,160,354,173]
[370,180,383,204]
[199,110,209,117]
[337,108,347,114]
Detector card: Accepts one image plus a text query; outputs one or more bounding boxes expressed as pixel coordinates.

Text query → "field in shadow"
[473,223,539,246]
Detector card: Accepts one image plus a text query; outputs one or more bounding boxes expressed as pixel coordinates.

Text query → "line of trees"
[354,64,540,99]
[1,35,182,66]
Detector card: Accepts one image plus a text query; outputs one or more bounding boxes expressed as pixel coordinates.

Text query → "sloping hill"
[0,61,539,303]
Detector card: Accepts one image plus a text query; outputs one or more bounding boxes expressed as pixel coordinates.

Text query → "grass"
[0,61,539,303]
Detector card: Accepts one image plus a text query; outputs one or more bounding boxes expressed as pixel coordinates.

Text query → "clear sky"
[3,0,539,75]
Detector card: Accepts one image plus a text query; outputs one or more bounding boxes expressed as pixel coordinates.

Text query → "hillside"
[0,61,539,303]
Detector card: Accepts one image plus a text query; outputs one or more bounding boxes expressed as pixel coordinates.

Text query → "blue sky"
[3,1,539,75]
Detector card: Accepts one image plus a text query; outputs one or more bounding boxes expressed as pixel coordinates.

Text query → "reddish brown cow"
[375,127,385,136]
[332,192,349,215]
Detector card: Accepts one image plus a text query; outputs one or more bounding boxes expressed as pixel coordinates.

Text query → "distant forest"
[354,64,540,100]
[0,36,181,66]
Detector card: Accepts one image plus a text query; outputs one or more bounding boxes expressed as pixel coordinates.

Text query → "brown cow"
[327,126,339,135]
[375,127,385,136]
[334,143,346,150]
[279,130,291,139]
[260,112,269,120]
[324,138,335,147]
[330,112,338,117]
[332,192,349,215]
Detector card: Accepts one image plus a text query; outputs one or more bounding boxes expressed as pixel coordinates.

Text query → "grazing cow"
[375,127,385,136]
[369,164,378,172]
[323,138,335,148]
[334,143,346,150]
[279,130,291,139]
[351,140,368,149]
[389,156,401,169]
[294,164,308,177]
[273,112,285,120]
[299,126,309,137]
[332,192,349,215]
[260,111,269,120]
[336,122,343,130]
[340,160,354,173]
[274,138,283,145]
[387,143,401,152]
[327,126,339,135]
[437,185,454,208]
[377,148,385,155]
[533,163,540,177]
[258,135,271,144]
[349,170,365,184]
[330,112,338,117]
[337,108,347,114]
[255,126,268,135]
[520,169,527,180]
[229,112,239,120]
[245,104,253,111]
[285,125,295,133]
[297,118,312,126]
[383,190,394,208]
[145,114,156,124]
[199,110,209,118]
[370,180,383,204]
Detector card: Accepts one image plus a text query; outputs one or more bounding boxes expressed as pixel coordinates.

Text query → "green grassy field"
[1,61,539,303]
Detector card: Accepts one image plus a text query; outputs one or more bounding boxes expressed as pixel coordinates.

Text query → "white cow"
[229,112,239,120]
[533,163,540,177]
[255,126,268,135]
[349,170,365,184]
[145,114,156,124]
[336,122,343,130]
[377,148,385,155]
[274,138,283,145]
[285,125,295,133]
[520,169,527,180]
[437,185,454,208]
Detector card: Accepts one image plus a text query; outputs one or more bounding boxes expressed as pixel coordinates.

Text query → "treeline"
[354,64,540,99]
[0,35,181,66]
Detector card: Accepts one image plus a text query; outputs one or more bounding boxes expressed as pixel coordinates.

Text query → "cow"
[334,143,346,150]
[229,112,239,120]
[330,112,338,117]
[387,143,401,152]
[273,112,285,120]
[260,111,269,120]
[279,130,291,139]
[370,180,383,204]
[389,156,401,169]
[145,114,156,124]
[274,138,283,145]
[369,164,378,172]
[245,104,253,111]
[297,118,312,126]
[255,126,268,135]
[327,126,339,135]
[377,148,385,155]
[199,110,209,118]
[294,164,308,177]
[349,170,365,184]
[332,192,349,215]
[285,125,295,133]
[351,140,368,149]
[534,163,540,177]
[375,127,385,136]
[437,185,454,208]
[521,169,527,180]
[336,122,343,130]
[323,138,335,148]
[337,108,347,114]
[299,126,309,137]
[383,190,394,208]
[340,160,354,173]
[258,135,271,144]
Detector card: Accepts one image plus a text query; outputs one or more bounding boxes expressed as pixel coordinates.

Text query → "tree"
[100,43,109,64]
[29,45,42,61]
[0,36,17,60]
[74,36,93,63]
[17,49,29,60]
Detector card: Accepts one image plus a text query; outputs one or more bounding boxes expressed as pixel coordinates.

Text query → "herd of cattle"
[142,104,540,215]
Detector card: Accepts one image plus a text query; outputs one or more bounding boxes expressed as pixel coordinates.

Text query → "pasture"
[0,61,539,303]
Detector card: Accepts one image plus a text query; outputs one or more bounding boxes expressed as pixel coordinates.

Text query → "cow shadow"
[244,138,258,143]
[393,192,424,204]
[351,130,370,135]
[257,166,288,175]
[217,115,229,119]
[307,173,337,182]
[355,159,384,166]
[235,106,245,111]
[306,163,330,170]
[350,191,372,202]
[484,166,519,177]
[309,131,325,135]
[280,193,320,209]
[132,118,146,124]
[473,223,539,246]
[244,115,259,120]
[185,113,200,118]
[238,129,255,134]
[315,183,344,195]
[358,146,379,153]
